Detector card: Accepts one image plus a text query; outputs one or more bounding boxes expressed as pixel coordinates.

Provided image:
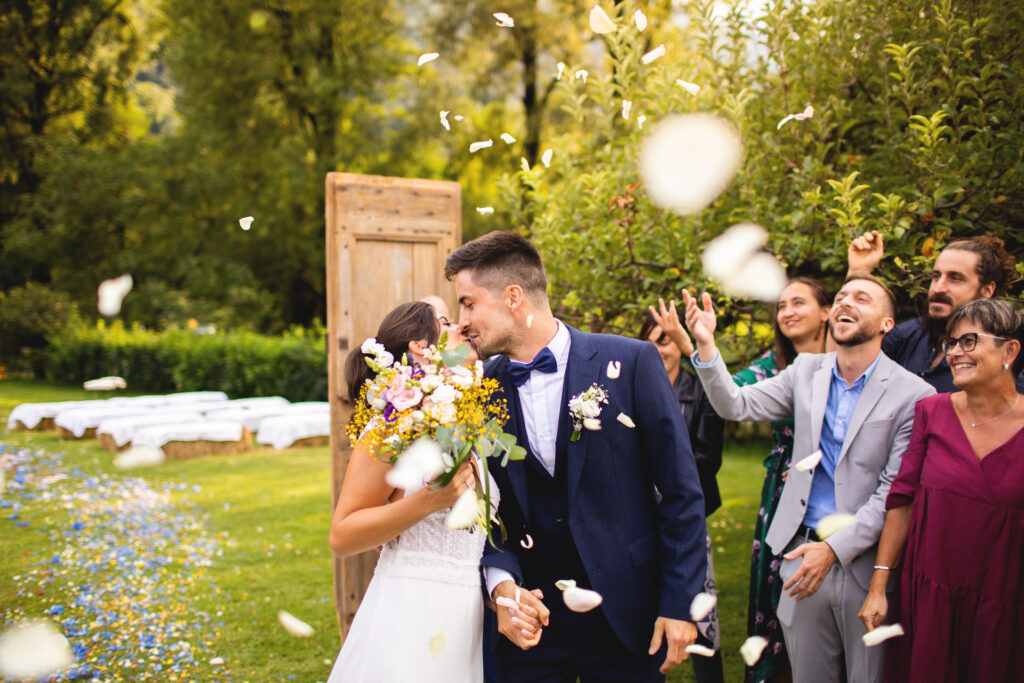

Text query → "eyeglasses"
[941,332,1010,354]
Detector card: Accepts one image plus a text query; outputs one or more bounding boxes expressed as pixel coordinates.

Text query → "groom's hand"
[649,616,698,674]
[493,581,549,650]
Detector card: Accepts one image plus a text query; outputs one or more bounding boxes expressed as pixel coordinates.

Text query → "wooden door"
[325,172,462,640]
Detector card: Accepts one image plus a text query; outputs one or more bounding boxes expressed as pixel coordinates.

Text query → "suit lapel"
[564,327,600,506]
[810,357,832,449]
[838,354,891,463]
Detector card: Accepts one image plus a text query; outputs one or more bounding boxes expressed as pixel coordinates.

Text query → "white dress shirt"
[485,320,571,597]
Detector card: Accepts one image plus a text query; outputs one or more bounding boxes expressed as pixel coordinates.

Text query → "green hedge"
[44,322,328,401]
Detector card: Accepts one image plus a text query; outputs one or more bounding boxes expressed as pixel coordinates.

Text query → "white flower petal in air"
[641,45,666,64]
[676,79,701,96]
[634,9,647,31]
[520,534,534,549]
[573,69,589,83]
[563,585,603,612]
[469,139,493,153]
[862,623,904,647]
[794,449,823,472]
[589,5,616,34]
[97,273,134,317]
[439,110,450,131]
[685,644,716,657]
[453,114,464,122]
[739,636,769,666]
[720,252,788,301]
[555,579,576,591]
[526,314,534,329]
[795,105,815,120]
[702,223,768,281]
[582,417,602,431]
[637,115,646,130]
[606,360,621,379]
[541,149,553,167]
[209,657,225,666]
[689,592,717,621]
[556,62,566,80]
[385,438,445,490]
[84,376,126,391]
[639,113,743,215]
[429,630,447,659]
[277,610,314,638]
[616,413,635,428]
[500,133,516,144]
[621,99,632,120]
[0,620,74,679]
[113,445,166,469]
[521,158,530,172]
[445,489,480,529]
[239,216,254,231]
[816,513,856,540]
[417,52,439,66]
[476,207,494,215]
[493,12,515,28]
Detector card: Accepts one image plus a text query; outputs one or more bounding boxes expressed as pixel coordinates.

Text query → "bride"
[326,301,491,682]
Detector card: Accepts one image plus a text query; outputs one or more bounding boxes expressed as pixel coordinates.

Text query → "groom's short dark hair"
[445,231,548,299]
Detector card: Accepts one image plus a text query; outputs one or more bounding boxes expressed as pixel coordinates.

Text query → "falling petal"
[493,12,515,28]
[469,139,493,153]
[689,592,717,621]
[573,69,589,83]
[429,630,448,658]
[526,314,534,328]
[83,376,126,391]
[556,62,566,80]
[385,438,446,490]
[634,9,647,31]
[639,113,743,215]
[637,114,646,130]
[701,223,787,301]
[521,158,530,172]
[495,596,518,610]
[582,418,601,431]
[113,445,166,469]
[440,110,451,131]
[740,636,769,666]
[641,45,666,64]
[676,79,701,96]
[97,273,134,317]
[589,5,616,34]
[239,216,254,231]
[0,620,74,679]
[476,207,495,215]
[616,413,635,428]
[816,513,856,540]
[500,133,516,144]
[445,489,480,529]
[209,657,225,666]
[795,104,815,120]
[717,252,788,301]
[520,534,534,549]
[621,99,632,120]
[541,149,553,167]
[606,360,621,379]
[454,114,464,122]
[563,586,603,612]
[417,52,439,66]
[862,623,904,647]
[794,449,823,472]
[685,644,716,657]
[555,579,577,591]
[277,610,314,638]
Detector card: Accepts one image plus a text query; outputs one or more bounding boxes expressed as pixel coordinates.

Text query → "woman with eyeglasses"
[859,298,1024,683]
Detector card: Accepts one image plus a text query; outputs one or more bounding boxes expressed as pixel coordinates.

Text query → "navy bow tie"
[506,348,558,387]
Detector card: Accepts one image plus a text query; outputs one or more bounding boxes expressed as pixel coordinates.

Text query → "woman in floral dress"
[732,277,830,683]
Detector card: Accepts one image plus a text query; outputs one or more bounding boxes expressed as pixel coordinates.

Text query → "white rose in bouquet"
[431,384,459,405]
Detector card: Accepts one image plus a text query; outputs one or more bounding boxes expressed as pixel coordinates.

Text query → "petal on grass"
[277,610,314,638]
[445,489,479,529]
[0,620,74,679]
[209,657,225,666]
[113,445,166,470]
[740,636,769,666]
[541,149,553,167]
[493,12,515,27]
[616,413,635,428]
[685,644,716,657]
[439,110,450,131]
[469,139,493,153]
[676,79,701,95]
[639,113,743,215]
[97,273,134,317]
[606,360,621,379]
[862,623,904,647]
[589,5,616,34]
[689,592,717,621]
[634,9,647,31]
[500,133,516,144]
[453,114,464,122]
[417,52,439,66]
[641,44,665,64]
[816,513,856,540]
[794,449,823,472]
[239,216,254,230]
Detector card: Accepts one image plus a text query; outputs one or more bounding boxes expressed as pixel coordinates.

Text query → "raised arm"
[847,230,885,276]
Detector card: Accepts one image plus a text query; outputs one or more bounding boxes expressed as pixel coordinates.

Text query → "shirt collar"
[547,320,571,368]
[830,351,882,389]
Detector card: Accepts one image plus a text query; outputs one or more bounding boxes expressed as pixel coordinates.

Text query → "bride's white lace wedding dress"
[326,478,495,682]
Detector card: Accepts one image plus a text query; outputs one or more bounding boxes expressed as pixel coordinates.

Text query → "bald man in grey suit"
[682,275,934,683]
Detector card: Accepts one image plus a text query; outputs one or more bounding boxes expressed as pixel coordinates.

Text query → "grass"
[0,378,768,682]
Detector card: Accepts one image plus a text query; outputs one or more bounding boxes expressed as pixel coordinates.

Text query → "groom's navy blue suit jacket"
[482,325,708,654]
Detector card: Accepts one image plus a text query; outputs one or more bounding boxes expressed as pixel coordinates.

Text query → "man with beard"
[847,231,1023,392]
[682,275,934,683]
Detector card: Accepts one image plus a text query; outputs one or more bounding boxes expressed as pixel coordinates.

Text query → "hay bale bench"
[255,412,331,450]
[131,420,252,461]
[96,412,205,451]
[7,400,112,432]
[56,406,153,440]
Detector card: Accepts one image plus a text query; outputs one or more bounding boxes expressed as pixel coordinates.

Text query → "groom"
[445,232,708,681]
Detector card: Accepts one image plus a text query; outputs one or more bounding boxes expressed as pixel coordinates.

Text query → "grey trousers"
[776,532,882,683]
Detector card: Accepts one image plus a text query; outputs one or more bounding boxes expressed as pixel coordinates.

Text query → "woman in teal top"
[732,277,830,683]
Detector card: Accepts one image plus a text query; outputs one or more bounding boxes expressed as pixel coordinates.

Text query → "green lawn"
[0,378,768,682]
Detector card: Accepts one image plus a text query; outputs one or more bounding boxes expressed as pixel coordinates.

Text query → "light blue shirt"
[803,353,882,529]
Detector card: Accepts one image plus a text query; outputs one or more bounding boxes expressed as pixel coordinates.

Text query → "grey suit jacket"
[694,350,934,590]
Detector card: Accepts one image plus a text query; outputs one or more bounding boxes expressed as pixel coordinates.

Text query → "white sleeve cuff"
[691,350,721,368]
[485,567,516,599]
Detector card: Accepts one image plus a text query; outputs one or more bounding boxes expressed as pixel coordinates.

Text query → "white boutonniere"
[568,384,609,442]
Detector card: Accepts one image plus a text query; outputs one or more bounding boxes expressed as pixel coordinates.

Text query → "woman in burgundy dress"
[859,298,1024,682]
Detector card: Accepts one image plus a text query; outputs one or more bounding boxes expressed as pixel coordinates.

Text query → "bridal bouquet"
[347,334,525,536]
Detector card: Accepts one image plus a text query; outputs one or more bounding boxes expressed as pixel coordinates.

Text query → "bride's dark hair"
[344,301,441,405]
